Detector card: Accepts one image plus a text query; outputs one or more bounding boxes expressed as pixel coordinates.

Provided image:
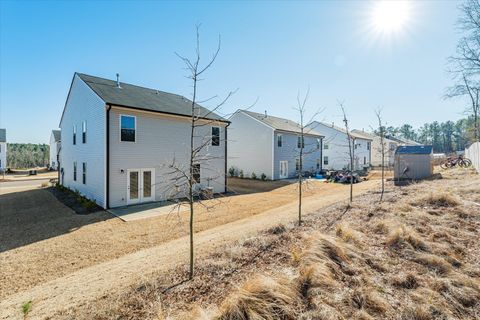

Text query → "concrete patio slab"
[107,201,188,222]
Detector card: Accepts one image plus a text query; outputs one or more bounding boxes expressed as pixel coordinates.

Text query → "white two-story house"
[0,129,6,170]
[49,130,61,170]
[228,110,323,180]
[59,73,228,209]
[307,122,372,171]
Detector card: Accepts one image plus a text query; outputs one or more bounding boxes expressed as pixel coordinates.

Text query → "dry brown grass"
[386,226,430,251]
[349,287,389,314]
[392,272,420,289]
[413,192,460,208]
[213,275,301,320]
[336,224,362,247]
[414,254,452,275]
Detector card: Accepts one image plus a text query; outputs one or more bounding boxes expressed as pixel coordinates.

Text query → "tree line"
[7,143,49,169]
[376,116,476,154]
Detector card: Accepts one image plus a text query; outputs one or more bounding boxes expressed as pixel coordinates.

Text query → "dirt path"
[0,180,379,319]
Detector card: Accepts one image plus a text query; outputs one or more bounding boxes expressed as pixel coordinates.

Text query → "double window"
[82,162,87,184]
[120,115,136,142]
[82,121,87,143]
[211,127,220,146]
[73,125,77,145]
[324,143,329,150]
[277,134,283,147]
[73,161,77,181]
[323,156,329,165]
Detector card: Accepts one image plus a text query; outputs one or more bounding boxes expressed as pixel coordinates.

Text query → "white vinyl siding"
[60,74,106,207]
[228,111,274,180]
[109,107,227,208]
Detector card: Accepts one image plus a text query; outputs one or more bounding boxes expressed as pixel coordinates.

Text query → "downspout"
[106,104,112,209]
[224,122,230,193]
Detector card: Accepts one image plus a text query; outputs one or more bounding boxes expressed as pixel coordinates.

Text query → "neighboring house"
[0,128,6,170]
[228,110,323,180]
[394,145,433,183]
[307,122,372,171]
[351,130,399,167]
[49,130,61,170]
[59,73,228,209]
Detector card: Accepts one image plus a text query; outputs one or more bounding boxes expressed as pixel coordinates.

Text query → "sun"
[371,1,411,35]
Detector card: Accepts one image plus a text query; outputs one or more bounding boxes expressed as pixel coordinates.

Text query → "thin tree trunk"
[299,129,303,225]
[188,74,197,280]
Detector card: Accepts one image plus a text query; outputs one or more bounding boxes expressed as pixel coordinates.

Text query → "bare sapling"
[375,108,386,202]
[340,103,354,203]
[294,88,322,225]
[168,25,235,280]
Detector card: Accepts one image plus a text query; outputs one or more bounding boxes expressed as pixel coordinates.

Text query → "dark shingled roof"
[0,128,5,142]
[241,110,323,136]
[52,130,61,142]
[395,145,433,155]
[77,73,227,122]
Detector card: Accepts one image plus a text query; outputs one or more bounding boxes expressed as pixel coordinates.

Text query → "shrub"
[228,166,236,177]
[251,172,257,180]
[261,173,267,181]
[22,300,32,316]
[239,170,244,179]
[214,275,300,320]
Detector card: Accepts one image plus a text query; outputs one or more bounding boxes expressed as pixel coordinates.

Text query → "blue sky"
[0,0,464,143]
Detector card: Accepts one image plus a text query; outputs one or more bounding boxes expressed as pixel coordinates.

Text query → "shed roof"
[395,145,433,155]
[52,130,61,142]
[240,110,323,136]
[0,129,5,142]
[76,73,227,122]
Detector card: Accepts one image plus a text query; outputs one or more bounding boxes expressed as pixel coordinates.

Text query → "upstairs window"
[82,162,87,184]
[73,161,77,181]
[316,138,321,149]
[73,125,77,145]
[324,143,329,149]
[297,136,304,148]
[367,142,371,150]
[211,127,220,146]
[82,121,87,143]
[192,164,200,184]
[120,115,136,142]
[277,134,283,147]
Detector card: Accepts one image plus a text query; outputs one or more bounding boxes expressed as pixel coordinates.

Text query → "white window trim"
[119,114,137,143]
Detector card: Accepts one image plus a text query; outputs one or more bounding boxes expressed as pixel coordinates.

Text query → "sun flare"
[371,1,411,35]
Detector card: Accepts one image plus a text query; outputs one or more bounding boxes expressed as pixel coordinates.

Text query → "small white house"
[0,128,6,170]
[49,130,61,170]
[307,122,372,171]
[351,130,399,167]
[59,73,228,209]
[228,110,323,180]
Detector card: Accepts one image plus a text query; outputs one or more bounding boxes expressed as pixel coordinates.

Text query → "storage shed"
[394,145,433,184]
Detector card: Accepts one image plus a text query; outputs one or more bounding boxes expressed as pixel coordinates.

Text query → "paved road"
[0,179,51,194]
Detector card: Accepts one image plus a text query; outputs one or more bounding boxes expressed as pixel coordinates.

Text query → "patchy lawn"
[0,176,378,301]
[47,167,480,320]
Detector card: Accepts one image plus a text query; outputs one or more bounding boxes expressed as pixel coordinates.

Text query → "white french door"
[127,168,155,205]
[279,161,288,179]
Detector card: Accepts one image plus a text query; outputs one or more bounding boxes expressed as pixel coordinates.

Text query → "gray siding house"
[59,73,228,209]
[228,110,323,180]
